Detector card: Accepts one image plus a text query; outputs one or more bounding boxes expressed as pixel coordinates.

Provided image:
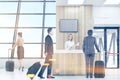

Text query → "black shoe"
[18,67,21,70]
[86,73,89,78]
[86,75,89,78]
[39,76,45,79]
[47,75,55,79]
[22,67,24,72]
[90,74,93,78]
[90,76,93,78]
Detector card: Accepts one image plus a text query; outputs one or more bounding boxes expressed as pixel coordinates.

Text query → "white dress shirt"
[65,40,75,50]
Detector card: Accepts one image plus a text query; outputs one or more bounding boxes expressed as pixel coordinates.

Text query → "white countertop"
[54,50,83,53]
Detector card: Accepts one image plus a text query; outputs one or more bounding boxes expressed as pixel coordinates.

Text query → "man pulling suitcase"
[82,30,100,78]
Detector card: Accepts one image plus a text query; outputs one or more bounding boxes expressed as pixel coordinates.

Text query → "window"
[18,15,43,27]
[45,2,56,13]
[0,0,56,58]
[45,15,56,27]
[17,29,42,43]
[20,2,43,13]
[0,15,16,27]
[0,29,14,42]
[0,2,17,13]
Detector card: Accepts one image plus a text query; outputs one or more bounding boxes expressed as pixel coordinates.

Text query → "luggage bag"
[5,49,14,72]
[94,53,105,78]
[27,62,41,80]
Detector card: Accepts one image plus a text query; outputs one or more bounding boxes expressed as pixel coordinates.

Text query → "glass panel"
[119,27,120,66]
[45,15,56,27]
[0,44,12,57]
[0,29,14,43]
[0,15,16,27]
[22,0,44,1]
[0,2,17,13]
[45,2,56,13]
[14,44,41,57]
[43,28,56,43]
[93,29,104,61]
[107,29,117,68]
[20,2,43,13]
[18,15,43,27]
[17,29,42,43]
[46,0,56,1]
[0,0,18,1]
[119,28,120,67]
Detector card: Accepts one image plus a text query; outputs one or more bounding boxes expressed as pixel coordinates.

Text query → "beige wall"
[56,6,94,49]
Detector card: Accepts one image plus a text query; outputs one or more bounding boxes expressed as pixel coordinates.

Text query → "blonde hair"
[67,34,73,41]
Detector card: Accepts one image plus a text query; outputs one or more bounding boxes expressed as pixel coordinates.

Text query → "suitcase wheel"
[27,74,35,80]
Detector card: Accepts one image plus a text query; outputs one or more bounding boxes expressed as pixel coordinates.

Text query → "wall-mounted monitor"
[59,19,78,32]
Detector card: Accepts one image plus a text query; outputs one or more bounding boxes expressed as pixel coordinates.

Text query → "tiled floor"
[1,69,120,80]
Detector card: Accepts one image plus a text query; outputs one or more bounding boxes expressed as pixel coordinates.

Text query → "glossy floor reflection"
[1,69,120,80]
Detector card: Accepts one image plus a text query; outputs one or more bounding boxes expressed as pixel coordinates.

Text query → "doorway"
[94,27,120,68]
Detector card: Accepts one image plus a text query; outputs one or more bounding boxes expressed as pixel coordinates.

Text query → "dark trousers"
[85,53,95,76]
[38,55,52,77]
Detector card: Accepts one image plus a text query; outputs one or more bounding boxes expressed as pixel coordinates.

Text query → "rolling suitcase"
[94,53,105,78]
[27,62,41,80]
[5,49,14,72]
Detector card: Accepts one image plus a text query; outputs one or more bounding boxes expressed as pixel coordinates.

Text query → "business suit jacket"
[83,36,100,54]
[38,35,53,77]
[45,35,53,55]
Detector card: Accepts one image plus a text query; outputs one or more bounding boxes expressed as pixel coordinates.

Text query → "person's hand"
[98,50,101,53]
[76,42,79,46]
[98,51,101,54]
[44,52,47,56]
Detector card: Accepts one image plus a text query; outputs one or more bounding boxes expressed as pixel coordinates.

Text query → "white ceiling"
[84,0,105,5]
[57,0,120,6]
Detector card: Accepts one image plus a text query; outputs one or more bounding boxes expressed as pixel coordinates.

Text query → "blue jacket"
[82,36,100,54]
[45,35,53,55]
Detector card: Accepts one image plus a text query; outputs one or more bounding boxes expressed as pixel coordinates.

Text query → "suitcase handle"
[97,52,102,61]
[8,49,12,60]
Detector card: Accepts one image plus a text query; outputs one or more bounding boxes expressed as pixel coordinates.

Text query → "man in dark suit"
[38,28,55,79]
[82,29,100,78]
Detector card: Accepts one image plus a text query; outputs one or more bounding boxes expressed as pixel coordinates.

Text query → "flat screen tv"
[59,19,78,32]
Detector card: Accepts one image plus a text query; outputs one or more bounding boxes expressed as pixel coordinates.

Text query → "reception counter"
[52,50,99,75]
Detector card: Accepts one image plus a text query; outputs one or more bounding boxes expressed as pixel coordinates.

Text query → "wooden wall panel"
[56,6,93,49]
[53,53,100,75]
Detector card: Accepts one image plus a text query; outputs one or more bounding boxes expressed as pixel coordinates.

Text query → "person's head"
[18,32,22,37]
[67,34,73,41]
[87,29,93,36]
[47,28,53,35]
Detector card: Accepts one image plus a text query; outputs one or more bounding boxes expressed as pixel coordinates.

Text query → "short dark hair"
[47,28,52,33]
[18,32,22,37]
[88,29,93,36]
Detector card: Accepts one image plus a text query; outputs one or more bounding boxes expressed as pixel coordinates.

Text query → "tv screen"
[59,19,78,32]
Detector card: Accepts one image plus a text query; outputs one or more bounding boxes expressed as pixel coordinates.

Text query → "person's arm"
[12,39,18,49]
[71,41,75,50]
[82,38,85,53]
[12,44,17,50]
[9,39,18,50]
[44,37,50,55]
[94,38,100,52]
